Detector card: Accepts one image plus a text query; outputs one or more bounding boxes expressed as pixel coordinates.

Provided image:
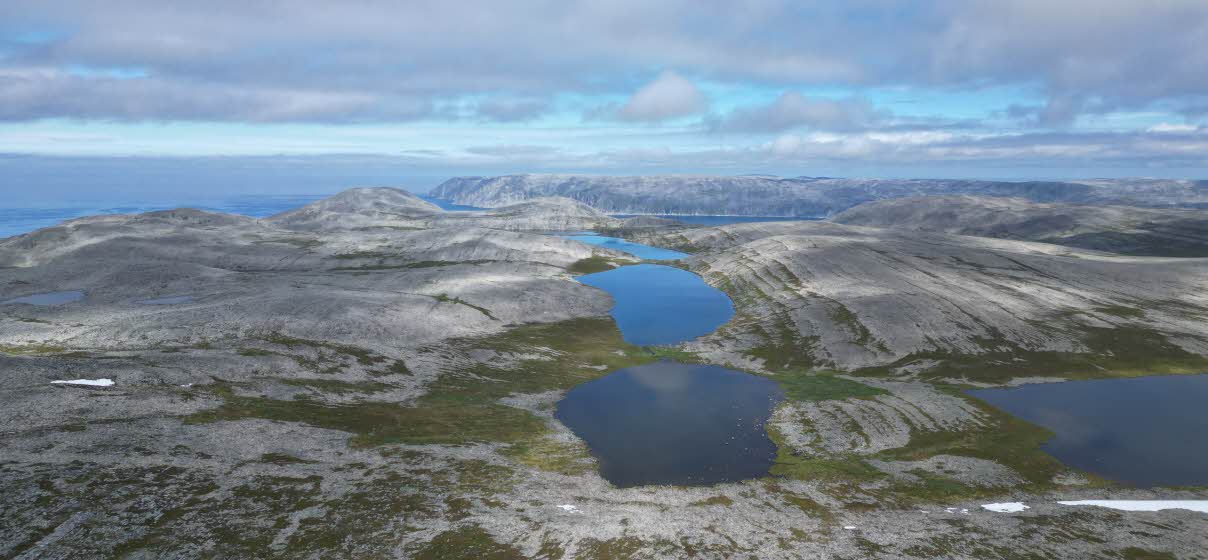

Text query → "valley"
[2,188,1207,559]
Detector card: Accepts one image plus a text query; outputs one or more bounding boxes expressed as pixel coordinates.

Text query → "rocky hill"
[266,188,618,232]
[4,191,1208,558]
[267,187,443,230]
[832,195,1208,256]
[418,196,622,231]
[431,174,1208,217]
[641,221,1208,378]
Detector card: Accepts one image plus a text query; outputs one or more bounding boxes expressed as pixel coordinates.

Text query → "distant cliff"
[264,187,619,232]
[431,174,1208,217]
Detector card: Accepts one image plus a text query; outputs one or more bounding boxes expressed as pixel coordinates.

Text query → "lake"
[556,361,783,488]
[612,214,821,226]
[969,374,1208,487]
[577,264,733,346]
[560,252,782,488]
[560,234,689,261]
[2,290,84,306]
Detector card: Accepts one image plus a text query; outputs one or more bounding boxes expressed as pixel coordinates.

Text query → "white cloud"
[616,71,707,122]
[1148,122,1200,133]
[714,92,881,132]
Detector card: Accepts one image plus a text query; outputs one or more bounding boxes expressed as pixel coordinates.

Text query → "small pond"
[560,234,688,261]
[969,374,1208,487]
[2,290,84,306]
[577,264,733,346]
[556,361,783,488]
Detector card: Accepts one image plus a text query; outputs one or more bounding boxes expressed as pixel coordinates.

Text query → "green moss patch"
[413,526,525,560]
[186,318,652,449]
[772,371,888,402]
[567,256,618,274]
[856,325,1208,383]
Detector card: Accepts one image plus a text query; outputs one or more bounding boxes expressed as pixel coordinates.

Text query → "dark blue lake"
[556,361,783,488]
[561,234,688,261]
[969,374,1208,487]
[578,264,733,346]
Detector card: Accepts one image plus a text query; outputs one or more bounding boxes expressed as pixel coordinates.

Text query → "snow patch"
[51,378,114,387]
[557,504,579,513]
[982,502,1030,513]
[1058,500,1208,514]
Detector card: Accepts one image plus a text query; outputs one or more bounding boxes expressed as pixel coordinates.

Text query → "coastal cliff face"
[831,195,1208,256]
[3,188,1208,558]
[431,174,1208,217]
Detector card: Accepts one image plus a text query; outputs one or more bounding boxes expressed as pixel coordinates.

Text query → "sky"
[1,0,1207,200]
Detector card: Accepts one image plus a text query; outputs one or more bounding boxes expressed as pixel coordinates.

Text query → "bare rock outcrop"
[649,221,1208,377]
[833,195,1208,256]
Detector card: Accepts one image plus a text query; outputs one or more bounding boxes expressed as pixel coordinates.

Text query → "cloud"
[0,1,1205,125]
[613,71,707,122]
[463,144,561,158]
[712,92,881,132]
[473,96,550,122]
[0,68,433,122]
[1148,122,1200,133]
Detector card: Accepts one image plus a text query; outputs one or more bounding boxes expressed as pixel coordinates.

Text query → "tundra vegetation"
[2,188,1206,558]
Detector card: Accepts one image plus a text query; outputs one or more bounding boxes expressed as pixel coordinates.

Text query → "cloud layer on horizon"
[1,0,1207,175]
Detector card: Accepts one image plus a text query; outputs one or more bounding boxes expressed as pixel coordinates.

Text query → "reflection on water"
[560,234,689,261]
[969,374,1208,487]
[556,361,783,487]
[2,290,84,306]
[578,264,734,346]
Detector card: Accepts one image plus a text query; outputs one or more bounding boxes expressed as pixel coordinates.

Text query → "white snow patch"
[51,378,114,387]
[843,526,857,530]
[1058,500,1208,514]
[982,502,1030,513]
[557,504,579,513]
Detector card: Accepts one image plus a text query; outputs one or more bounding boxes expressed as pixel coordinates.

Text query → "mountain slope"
[641,221,1208,379]
[431,174,1208,217]
[832,195,1208,256]
[267,187,442,230]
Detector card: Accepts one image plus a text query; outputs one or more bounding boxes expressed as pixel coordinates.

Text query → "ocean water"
[419,196,486,211]
[0,194,328,238]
